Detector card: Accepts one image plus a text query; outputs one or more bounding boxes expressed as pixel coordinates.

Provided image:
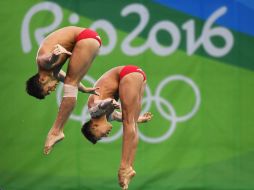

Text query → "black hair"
[26,73,45,100]
[81,120,98,144]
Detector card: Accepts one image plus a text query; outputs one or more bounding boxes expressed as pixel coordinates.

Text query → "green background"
[0,0,254,189]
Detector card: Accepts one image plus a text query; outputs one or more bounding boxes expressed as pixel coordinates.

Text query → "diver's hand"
[99,98,120,110]
[83,86,100,96]
[137,112,153,123]
[53,44,72,56]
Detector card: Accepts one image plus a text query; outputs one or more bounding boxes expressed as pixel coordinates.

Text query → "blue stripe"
[153,0,254,36]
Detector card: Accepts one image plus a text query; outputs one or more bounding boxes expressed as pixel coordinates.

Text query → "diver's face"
[91,121,113,140]
[39,75,59,96]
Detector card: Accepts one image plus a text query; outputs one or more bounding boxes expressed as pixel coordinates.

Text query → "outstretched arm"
[57,70,100,95]
[110,111,153,123]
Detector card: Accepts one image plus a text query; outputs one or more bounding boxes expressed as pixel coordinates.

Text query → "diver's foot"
[118,167,136,190]
[44,132,65,155]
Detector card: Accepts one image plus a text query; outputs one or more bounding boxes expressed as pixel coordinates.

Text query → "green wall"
[0,0,254,189]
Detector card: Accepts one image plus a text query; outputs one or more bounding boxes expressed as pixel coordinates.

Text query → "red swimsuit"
[76,28,102,46]
[119,65,147,81]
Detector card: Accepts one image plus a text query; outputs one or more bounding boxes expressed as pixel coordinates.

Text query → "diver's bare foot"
[118,167,136,190]
[44,132,65,155]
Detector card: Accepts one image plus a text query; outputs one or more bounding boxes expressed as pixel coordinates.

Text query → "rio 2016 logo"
[22,1,235,143]
[21,1,234,57]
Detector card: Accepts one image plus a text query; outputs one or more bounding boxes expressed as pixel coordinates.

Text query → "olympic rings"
[56,74,201,143]
[154,75,201,122]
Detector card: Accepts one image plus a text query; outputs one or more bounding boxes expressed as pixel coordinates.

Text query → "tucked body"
[81,65,152,190]
[26,26,102,155]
